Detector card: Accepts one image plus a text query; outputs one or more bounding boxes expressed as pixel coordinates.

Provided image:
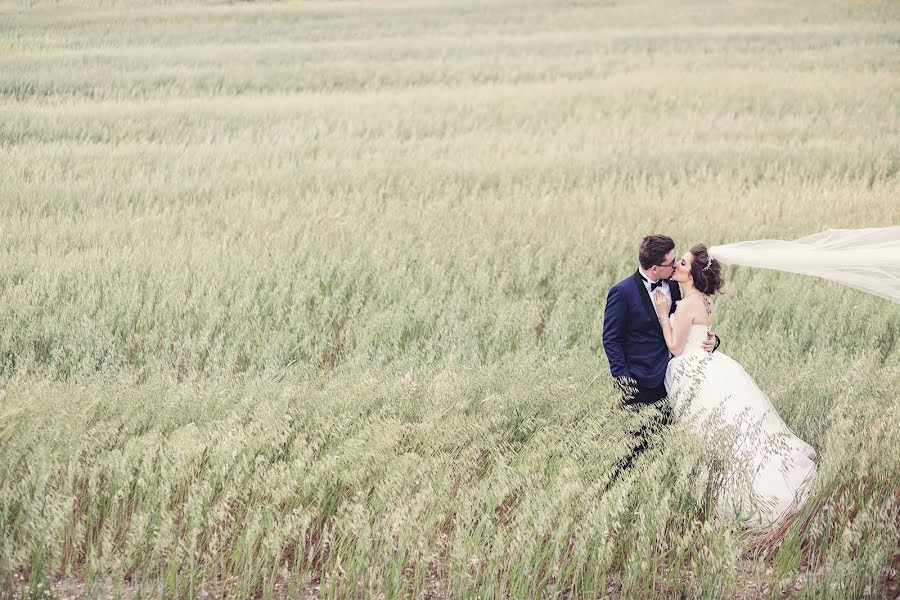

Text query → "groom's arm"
[603,286,639,403]
[602,286,631,379]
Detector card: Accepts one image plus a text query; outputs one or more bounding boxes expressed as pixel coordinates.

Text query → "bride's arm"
[654,291,693,355]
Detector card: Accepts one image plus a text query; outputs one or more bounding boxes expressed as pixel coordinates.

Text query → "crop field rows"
[0,0,898,597]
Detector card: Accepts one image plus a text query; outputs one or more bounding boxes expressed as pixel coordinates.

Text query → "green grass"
[1,0,899,597]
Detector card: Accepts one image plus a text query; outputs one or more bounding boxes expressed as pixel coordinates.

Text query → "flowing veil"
[708,226,900,304]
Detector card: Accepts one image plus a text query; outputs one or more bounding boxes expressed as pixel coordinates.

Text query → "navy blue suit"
[602,270,680,393]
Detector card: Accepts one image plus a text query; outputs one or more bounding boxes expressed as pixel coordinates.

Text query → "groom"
[603,234,717,409]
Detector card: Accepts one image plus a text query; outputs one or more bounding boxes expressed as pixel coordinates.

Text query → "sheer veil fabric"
[708,226,900,304]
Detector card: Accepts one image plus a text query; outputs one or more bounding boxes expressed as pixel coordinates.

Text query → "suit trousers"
[606,382,673,491]
[624,381,668,407]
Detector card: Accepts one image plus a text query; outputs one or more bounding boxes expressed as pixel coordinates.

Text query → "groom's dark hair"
[639,234,675,269]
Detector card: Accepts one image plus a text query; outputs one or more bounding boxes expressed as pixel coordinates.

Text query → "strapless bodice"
[671,314,711,355]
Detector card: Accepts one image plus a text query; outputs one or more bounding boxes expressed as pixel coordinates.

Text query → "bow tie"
[641,274,666,291]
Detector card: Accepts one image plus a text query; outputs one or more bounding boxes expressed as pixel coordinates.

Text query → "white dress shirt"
[638,266,672,307]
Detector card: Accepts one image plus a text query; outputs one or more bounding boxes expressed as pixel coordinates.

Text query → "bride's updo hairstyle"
[689,244,725,295]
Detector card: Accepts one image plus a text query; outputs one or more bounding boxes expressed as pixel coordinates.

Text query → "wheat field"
[1,0,899,598]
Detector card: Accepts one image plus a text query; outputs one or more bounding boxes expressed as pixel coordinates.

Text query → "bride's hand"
[653,289,670,315]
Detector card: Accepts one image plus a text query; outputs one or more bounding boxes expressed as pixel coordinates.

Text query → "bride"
[653,244,817,527]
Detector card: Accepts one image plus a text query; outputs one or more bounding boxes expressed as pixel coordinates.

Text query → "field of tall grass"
[1,0,899,597]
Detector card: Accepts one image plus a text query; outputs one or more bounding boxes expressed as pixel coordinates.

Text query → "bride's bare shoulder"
[676,294,712,320]
[676,294,702,309]
[680,293,715,306]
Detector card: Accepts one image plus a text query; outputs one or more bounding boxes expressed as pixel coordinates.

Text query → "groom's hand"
[613,375,640,405]
[702,331,719,353]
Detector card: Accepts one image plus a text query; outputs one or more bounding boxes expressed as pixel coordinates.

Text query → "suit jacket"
[602,270,681,389]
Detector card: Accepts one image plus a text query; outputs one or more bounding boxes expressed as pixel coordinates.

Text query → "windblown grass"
[1,0,898,597]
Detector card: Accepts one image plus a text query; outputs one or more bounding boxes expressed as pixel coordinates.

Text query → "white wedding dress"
[664,318,817,527]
